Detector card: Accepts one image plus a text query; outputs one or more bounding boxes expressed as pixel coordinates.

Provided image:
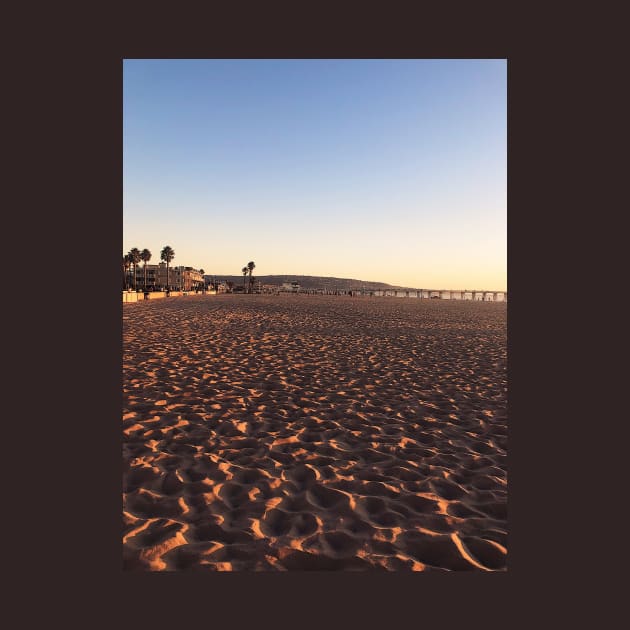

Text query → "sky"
[123,59,506,290]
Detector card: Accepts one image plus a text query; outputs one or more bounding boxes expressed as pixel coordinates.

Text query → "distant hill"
[203,274,416,291]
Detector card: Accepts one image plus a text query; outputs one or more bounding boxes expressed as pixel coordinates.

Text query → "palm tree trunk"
[144,263,147,291]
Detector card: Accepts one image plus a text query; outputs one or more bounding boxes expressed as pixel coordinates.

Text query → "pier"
[363,289,507,301]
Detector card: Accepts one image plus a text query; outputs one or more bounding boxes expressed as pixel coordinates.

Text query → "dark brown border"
[13,1,597,626]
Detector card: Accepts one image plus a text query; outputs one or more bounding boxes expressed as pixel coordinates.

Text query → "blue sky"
[124,59,506,290]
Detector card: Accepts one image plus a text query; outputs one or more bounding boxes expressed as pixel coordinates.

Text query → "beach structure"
[134,263,204,291]
[281,281,301,293]
[366,288,506,301]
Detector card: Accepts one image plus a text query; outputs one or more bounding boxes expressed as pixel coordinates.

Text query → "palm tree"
[247,261,255,293]
[140,249,151,291]
[129,248,141,290]
[160,246,175,291]
[242,266,248,291]
[122,255,131,290]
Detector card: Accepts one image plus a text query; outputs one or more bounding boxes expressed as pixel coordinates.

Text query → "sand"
[123,295,507,571]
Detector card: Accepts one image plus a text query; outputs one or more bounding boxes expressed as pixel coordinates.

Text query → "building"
[281,281,300,292]
[130,263,205,291]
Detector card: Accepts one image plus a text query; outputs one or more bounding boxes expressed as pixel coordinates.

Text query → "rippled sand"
[123,295,507,571]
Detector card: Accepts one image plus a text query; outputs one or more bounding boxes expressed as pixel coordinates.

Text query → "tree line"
[122,249,257,294]
[241,261,256,293]
[122,245,204,292]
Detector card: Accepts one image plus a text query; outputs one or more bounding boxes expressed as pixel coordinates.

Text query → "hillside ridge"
[204,274,415,291]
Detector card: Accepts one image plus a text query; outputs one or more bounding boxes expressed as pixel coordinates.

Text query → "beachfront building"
[135,263,205,291]
[203,275,217,290]
[281,281,300,292]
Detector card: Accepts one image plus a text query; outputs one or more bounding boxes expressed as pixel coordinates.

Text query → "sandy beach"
[123,295,507,571]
